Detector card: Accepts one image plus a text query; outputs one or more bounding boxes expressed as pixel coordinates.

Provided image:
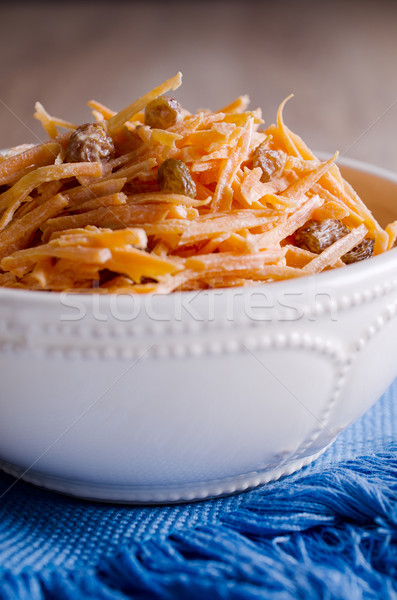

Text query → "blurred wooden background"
[1,0,396,171]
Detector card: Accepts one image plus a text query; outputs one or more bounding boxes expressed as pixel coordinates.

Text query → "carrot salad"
[0,72,394,294]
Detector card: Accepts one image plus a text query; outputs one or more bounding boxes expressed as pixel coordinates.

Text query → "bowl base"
[0,444,332,504]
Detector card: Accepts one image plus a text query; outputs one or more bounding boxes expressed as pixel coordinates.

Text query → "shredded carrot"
[0,163,102,213]
[0,74,392,293]
[0,194,68,259]
[34,102,76,137]
[0,142,61,186]
[385,221,397,250]
[211,118,254,212]
[106,72,182,134]
[218,95,250,114]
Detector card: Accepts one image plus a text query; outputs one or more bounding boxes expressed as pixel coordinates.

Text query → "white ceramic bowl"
[0,156,396,503]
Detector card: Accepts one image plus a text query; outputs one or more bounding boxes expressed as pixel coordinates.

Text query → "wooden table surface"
[1,1,396,171]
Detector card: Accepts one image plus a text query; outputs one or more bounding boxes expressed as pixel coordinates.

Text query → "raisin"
[342,238,375,264]
[65,123,115,163]
[145,96,183,130]
[158,159,196,198]
[252,146,284,182]
[294,219,349,254]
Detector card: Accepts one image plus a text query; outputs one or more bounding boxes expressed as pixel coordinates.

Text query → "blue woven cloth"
[0,381,396,599]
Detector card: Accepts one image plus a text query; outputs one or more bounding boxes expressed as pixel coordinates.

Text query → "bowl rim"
[0,154,396,306]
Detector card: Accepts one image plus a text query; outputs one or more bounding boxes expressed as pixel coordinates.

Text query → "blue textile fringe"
[1,446,396,599]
